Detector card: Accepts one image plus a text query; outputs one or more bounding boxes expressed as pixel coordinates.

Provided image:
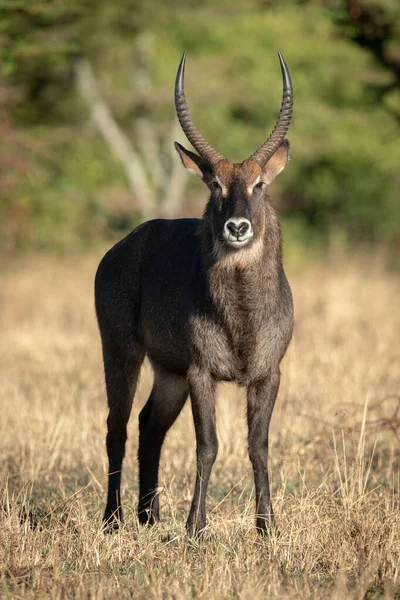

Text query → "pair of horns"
[174,51,293,168]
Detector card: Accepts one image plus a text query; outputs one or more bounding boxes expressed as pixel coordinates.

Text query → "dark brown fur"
[95,141,293,536]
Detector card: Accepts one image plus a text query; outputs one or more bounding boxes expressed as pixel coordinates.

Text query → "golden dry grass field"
[0,251,399,599]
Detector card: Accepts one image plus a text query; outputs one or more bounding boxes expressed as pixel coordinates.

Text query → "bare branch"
[135,118,166,192]
[132,32,166,192]
[161,121,189,218]
[74,57,155,220]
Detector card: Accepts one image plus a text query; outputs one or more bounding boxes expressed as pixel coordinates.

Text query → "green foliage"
[0,0,399,253]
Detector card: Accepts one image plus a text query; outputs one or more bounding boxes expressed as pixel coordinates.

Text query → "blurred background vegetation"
[0,0,399,256]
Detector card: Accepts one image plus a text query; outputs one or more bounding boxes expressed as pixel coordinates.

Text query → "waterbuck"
[95,51,294,537]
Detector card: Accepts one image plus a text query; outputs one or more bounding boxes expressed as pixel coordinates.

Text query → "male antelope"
[95,51,294,536]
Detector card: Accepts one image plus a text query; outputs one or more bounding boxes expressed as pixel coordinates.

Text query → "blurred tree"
[0,0,399,253]
[324,0,400,122]
[75,41,188,221]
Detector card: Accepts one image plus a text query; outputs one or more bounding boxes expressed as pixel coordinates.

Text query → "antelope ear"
[261,140,290,185]
[174,142,214,183]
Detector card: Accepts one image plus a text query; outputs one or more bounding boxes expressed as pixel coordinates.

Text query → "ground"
[0,250,399,599]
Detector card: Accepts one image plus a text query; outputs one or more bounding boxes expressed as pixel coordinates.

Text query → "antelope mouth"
[225,236,253,249]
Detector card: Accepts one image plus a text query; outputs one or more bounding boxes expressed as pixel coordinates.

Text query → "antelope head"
[174,51,293,260]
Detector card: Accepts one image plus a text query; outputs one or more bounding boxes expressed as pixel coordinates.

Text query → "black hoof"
[103,518,121,534]
[186,521,206,540]
[138,507,160,527]
[103,506,123,534]
[255,517,279,537]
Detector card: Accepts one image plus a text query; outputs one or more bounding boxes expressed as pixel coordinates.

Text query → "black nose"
[226,220,250,238]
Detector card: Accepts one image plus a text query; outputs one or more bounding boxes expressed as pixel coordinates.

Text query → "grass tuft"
[0,252,399,598]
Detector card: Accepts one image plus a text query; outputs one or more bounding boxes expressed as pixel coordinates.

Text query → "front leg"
[186,367,218,538]
[247,368,280,534]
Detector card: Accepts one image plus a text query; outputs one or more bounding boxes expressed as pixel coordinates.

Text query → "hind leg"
[138,364,188,525]
[102,334,144,530]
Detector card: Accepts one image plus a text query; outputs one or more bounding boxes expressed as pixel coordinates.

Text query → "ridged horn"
[175,52,225,167]
[250,51,293,166]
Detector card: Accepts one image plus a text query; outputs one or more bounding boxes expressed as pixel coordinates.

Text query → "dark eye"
[210,181,220,191]
[254,181,265,191]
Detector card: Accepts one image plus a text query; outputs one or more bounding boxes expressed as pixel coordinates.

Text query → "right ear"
[174,142,214,183]
[261,139,290,185]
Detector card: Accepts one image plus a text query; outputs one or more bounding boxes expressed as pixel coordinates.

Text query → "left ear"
[261,140,290,185]
[174,142,214,183]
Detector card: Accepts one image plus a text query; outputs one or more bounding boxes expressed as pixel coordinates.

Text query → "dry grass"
[0,251,399,599]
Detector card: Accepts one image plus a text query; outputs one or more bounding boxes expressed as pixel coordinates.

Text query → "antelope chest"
[189,261,294,385]
[190,311,282,386]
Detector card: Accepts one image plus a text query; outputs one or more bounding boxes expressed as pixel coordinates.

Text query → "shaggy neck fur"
[201,201,284,346]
